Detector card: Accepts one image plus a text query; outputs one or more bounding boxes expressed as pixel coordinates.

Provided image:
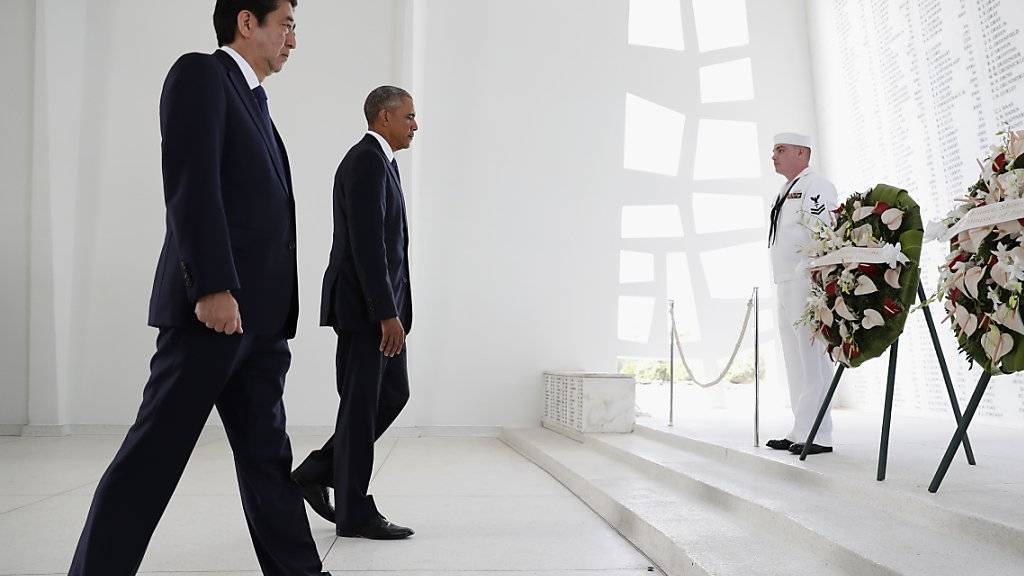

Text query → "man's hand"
[195,291,243,335]
[380,317,406,357]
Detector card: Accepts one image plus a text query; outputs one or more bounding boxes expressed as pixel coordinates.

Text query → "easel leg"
[928,372,991,493]
[877,340,898,481]
[800,364,844,461]
[918,284,976,465]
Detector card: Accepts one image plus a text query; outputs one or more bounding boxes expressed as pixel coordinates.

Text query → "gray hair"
[364,86,412,124]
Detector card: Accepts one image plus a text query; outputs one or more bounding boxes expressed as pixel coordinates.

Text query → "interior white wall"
[0,0,34,430]
[409,0,821,426]
[8,0,821,429]
[14,0,400,428]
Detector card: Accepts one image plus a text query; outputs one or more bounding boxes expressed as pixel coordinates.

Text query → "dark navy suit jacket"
[321,134,412,333]
[148,50,299,338]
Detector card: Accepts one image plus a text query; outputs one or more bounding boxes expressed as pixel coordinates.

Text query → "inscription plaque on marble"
[543,372,636,438]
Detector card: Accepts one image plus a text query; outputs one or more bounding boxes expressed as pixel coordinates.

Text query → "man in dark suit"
[68,2,330,575]
[291,86,417,540]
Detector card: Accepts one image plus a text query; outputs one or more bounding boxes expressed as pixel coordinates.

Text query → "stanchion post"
[754,287,760,448]
[669,300,675,427]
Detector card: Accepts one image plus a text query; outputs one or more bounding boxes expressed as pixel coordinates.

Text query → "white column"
[26,0,88,434]
[0,0,36,434]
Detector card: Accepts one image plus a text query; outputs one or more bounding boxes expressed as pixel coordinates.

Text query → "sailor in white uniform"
[766,132,838,455]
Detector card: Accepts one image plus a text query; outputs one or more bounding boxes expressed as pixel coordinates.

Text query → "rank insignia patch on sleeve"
[810,194,825,215]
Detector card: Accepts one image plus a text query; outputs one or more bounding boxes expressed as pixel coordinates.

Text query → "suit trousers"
[776,279,836,446]
[300,328,409,530]
[69,327,322,576]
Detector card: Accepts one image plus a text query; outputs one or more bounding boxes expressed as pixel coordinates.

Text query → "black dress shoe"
[338,514,414,540]
[291,469,334,523]
[789,442,833,455]
[766,438,794,450]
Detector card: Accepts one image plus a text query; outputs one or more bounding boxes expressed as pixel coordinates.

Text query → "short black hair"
[364,86,412,124]
[213,0,297,47]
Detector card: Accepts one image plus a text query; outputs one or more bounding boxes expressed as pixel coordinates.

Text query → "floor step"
[632,423,1024,555]
[502,427,859,576]
[502,426,1024,576]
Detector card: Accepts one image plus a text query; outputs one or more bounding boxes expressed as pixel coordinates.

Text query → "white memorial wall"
[808,0,1024,424]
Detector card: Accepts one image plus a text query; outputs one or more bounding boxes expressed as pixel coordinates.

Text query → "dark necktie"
[768,177,802,248]
[391,158,401,185]
[251,86,284,168]
[251,86,274,136]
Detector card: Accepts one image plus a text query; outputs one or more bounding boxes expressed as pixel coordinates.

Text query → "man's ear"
[236,10,255,40]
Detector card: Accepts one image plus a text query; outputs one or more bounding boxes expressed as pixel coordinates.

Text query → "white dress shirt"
[219,46,260,90]
[365,130,395,162]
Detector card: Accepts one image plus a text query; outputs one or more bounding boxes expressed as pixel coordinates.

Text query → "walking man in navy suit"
[291,86,418,540]
[69,2,330,574]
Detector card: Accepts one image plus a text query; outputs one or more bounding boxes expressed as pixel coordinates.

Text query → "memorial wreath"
[799,185,923,367]
[929,130,1024,373]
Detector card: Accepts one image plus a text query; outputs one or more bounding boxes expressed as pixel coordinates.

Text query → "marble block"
[543,372,636,438]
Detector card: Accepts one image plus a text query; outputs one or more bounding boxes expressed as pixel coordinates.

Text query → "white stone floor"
[0,432,660,576]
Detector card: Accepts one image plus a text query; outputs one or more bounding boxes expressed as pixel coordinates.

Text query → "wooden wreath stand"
[799,283,977,484]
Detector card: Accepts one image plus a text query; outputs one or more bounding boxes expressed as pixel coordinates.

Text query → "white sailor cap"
[773,132,812,150]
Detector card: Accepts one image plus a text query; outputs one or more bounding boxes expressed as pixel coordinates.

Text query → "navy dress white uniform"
[769,141,838,448]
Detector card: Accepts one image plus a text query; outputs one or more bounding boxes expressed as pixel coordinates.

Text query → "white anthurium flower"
[981,326,1014,365]
[861,309,884,329]
[965,314,979,337]
[880,208,904,231]
[884,267,901,289]
[963,266,986,299]
[997,219,1024,236]
[993,304,1024,336]
[834,296,857,321]
[854,275,878,295]
[852,205,875,221]
[1009,131,1024,159]
[830,345,848,365]
[953,304,979,337]
[851,224,874,247]
[991,262,1012,289]
[961,226,993,254]
[944,297,956,318]
[958,232,979,254]
[817,304,834,326]
[838,321,849,339]
[924,220,949,242]
[954,304,970,332]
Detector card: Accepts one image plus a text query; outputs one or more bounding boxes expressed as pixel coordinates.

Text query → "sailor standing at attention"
[766,132,838,456]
